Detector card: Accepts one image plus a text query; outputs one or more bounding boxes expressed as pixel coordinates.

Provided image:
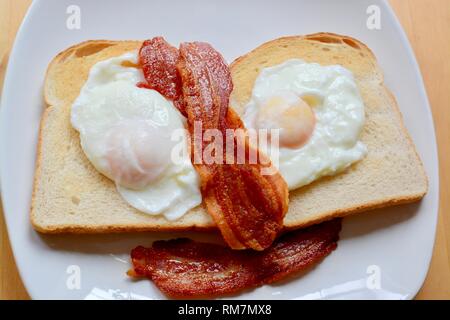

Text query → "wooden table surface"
[1,0,449,300]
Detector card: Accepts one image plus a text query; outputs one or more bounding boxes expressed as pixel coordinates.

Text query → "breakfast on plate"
[31,33,428,297]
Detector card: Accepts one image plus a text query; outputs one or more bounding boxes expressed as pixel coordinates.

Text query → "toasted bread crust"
[31,34,427,234]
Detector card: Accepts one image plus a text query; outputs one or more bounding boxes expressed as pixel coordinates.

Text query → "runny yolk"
[256,94,316,149]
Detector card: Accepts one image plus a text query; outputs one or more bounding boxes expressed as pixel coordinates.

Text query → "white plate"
[0,0,439,300]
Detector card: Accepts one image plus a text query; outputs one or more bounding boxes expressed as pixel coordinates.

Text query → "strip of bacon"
[139,37,288,250]
[138,37,185,115]
[177,42,288,251]
[129,219,341,298]
[139,38,288,251]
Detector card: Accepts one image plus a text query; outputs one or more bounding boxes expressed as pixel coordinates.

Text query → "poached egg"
[71,52,201,220]
[243,59,367,190]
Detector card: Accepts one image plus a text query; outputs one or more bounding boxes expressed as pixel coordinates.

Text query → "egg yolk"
[256,94,316,148]
[105,122,172,190]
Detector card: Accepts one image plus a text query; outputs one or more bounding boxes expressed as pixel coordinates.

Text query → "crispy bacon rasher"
[138,37,185,115]
[129,219,341,298]
[139,38,289,251]
[177,42,289,251]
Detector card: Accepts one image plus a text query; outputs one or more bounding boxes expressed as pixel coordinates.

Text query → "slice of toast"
[31,34,428,233]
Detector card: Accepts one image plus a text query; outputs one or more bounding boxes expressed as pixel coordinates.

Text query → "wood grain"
[390,0,450,300]
[0,0,449,299]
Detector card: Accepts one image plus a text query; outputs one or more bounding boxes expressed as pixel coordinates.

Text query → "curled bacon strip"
[177,42,289,251]
[139,38,288,251]
[129,219,341,298]
[138,37,185,115]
